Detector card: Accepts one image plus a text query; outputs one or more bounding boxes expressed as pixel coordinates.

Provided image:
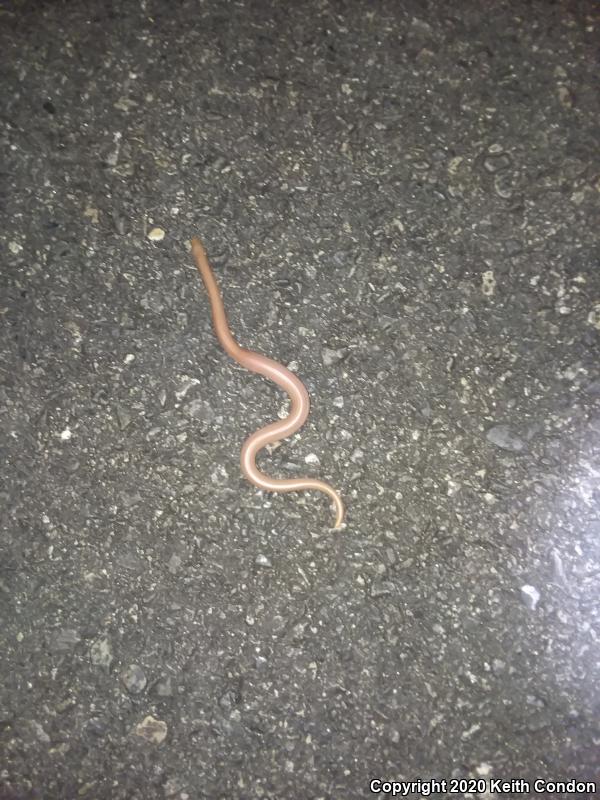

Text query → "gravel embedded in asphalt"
[1,1,599,798]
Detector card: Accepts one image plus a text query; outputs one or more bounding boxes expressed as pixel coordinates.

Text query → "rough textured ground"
[1,1,599,798]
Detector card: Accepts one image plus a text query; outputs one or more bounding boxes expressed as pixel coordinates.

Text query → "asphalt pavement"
[1,1,599,798]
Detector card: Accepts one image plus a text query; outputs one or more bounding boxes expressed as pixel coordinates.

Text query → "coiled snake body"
[191,237,344,528]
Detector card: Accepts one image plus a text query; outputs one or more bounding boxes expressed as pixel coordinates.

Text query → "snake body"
[191,237,344,528]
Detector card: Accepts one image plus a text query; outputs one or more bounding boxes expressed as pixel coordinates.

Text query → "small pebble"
[90,636,113,670]
[587,304,600,330]
[133,715,167,744]
[551,549,567,584]
[148,227,166,242]
[121,664,147,694]
[462,723,481,740]
[557,85,573,109]
[31,720,50,743]
[494,173,514,199]
[322,347,345,366]
[483,153,511,173]
[184,398,215,422]
[520,584,541,610]
[486,424,525,452]
[370,580,394,598]
[218,687,241,711]
[167,553,183,574]
[115,405,132,430]
[481,270,496,297]
[83,206,99,224]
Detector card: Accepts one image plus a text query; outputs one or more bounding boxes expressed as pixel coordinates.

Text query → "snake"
[190,237,344,529]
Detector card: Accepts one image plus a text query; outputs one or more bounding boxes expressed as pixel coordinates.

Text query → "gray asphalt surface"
[1,1,599,798]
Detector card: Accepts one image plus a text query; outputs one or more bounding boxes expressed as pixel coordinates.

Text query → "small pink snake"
[191,237,345,529]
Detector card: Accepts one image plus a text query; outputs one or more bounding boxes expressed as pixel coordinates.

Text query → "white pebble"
[481,270,496,297]
[521,584,540,610]
[587,303,600,330]
[147,227,165,242]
